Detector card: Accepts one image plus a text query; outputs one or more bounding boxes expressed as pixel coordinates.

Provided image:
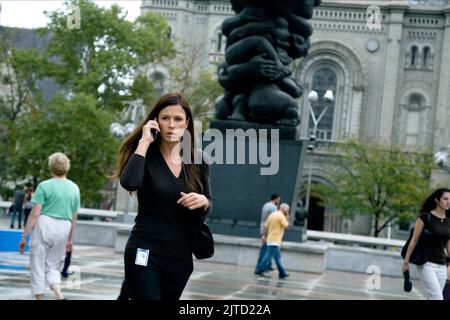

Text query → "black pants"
[117,279,129,300]
[124,247,193,300]
[24,208,32,227]
[10,204,23,228]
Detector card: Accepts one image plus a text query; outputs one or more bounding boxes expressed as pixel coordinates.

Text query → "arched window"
[150,71,166,95]
[309,68,337,141]
[210,27,226,62]
[423,46,430,67]
[217,31,223,52]
[405,94,425,147]
[411,46,418,66]
[409,94,423,109]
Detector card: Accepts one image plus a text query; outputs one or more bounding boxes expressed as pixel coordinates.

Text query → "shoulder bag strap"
[426,211,431,229]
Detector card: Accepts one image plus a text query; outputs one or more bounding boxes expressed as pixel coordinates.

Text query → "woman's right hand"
[18,237,26,254]
[66,240,73,252]
[402,261,409,273]
[140,119,160,145]
[135,119,160,157]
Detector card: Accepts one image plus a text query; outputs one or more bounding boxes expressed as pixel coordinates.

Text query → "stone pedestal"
[210,120,299,141]
[203,122,306,242]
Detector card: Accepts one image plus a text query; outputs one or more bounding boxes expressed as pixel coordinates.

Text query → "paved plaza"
[1,214,427,300]
[0,244,427,300]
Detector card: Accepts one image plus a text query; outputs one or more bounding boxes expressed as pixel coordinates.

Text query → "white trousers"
[416,261,447,300]
[29,215,71,295]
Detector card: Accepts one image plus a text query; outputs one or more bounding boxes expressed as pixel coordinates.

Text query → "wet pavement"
[0,244,426,300]
[1,213,427,300]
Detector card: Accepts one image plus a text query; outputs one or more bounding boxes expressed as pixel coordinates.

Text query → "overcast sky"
[1,1,141,29]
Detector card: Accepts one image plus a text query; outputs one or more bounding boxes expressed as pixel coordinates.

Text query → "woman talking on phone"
[115,92,212,300]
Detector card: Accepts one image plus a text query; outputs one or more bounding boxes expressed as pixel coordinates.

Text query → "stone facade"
[140,0,450,236]
[141,0,231,64]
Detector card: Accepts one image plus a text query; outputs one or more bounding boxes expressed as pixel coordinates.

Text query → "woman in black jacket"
[115,92,212,300]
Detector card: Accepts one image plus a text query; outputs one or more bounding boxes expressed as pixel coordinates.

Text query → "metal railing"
[307,229,405,250]
[0,200,406,250]
[0,201,126,221]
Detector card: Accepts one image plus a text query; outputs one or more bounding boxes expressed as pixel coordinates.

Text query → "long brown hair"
[115,92,203,193]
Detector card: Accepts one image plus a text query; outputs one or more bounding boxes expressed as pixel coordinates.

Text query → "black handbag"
[192,216,214,259]
[191,161,214,260]
[401,212,432,266]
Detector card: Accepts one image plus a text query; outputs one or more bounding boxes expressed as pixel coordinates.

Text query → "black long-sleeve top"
[120,143,212,260]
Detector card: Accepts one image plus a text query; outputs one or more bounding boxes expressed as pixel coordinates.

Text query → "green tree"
[188,70,223,129]
[40,0,174,109]
[318,139,435,237]
[1,1,177,201]
[167,41,223,129]
[133,13,175,66]
[129,74,158,108]
[167,41,205,95]
[0,28,47,195]
[7,94,119,205]
[0,28,46,121]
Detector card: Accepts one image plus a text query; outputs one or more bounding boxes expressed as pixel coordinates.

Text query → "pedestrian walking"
[10,187,25,229]
[254,193,280,274]
[255,203,290,279]
[18,152,80,300]
[402,188,450,300]
[116,92,212,300]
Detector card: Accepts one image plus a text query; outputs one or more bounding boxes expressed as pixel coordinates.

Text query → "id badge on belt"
[135,248,149,266]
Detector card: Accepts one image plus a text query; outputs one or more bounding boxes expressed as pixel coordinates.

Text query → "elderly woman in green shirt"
[19,152,80,300]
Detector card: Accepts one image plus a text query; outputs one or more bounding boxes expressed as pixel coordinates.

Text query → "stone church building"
[140,0,450,237]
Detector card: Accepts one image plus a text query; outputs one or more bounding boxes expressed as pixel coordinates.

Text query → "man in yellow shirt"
[254,203,290,279]
[254,193,280,274]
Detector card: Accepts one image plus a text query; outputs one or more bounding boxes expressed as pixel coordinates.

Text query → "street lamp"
[304,89,335,220]
[110,99,145,223]
[434,146,450,169]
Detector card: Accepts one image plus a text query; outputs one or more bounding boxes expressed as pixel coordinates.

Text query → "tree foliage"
[167,41,223,129]
[40,0,174,109]
[0,28,46,121]
[0,28,47,194]
[1,0,177,204]
[318,139,436,237]
[7,94,119,205]
[188,70,223,130]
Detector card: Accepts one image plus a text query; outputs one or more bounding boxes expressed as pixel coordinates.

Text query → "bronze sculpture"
[215,0,321,126]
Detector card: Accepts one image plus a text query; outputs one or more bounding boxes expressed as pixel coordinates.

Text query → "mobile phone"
[151,128,158,140]
[151,118,158,140]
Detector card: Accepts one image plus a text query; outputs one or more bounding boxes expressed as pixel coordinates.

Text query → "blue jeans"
[255,245,288,277]
[255,243,273,272]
